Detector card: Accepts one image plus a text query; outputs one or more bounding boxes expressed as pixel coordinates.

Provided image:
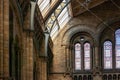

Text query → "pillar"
[0,0,9,79]
[21,32,34,80]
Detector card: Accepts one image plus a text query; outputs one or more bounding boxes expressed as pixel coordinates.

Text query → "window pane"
[75,43,81,70]
[115,29,120,69]
[57,6,70,28]
[50,22,59,37]
[37,0,50,17]
[104,41,112,69]
[39,0,49,11]
[84,43,91,70]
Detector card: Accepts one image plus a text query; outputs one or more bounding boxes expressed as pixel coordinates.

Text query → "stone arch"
[9,2,23,45]
[97,17,120,40]
[9,0,23,28]
[62,24,96,45]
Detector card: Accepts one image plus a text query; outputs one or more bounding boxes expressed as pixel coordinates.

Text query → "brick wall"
[0,0,9,79]
[49,1,120,80]
[0,0,49,80]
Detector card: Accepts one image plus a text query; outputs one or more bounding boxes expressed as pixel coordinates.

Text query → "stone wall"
[0,0,9,79]
[0,0,48,80]
[50,1,120,80]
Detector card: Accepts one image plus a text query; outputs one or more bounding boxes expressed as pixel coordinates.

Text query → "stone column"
[30,1,36,30]
[93,41,102,80]
[43,31,50,80]
[21,1,36,79]
[64,45,69,73]
[66,45,71,73]
[94,45,99,67]
[67,46,70,72]
[41,58,47,80]
[61,45,68,74]
[44,31,49,57]
[21,32,34,80]
[0,0,9,79]
[0,0,4,78]
[69,45,72,74]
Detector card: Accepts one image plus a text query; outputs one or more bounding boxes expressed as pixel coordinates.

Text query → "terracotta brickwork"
[0,0,9,79]
[50,1,120,80]
[1,0,120,80]
[0,0,48,80]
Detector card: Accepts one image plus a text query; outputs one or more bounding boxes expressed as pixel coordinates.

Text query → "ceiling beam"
[72,0,108,16]
[44,0,63,22]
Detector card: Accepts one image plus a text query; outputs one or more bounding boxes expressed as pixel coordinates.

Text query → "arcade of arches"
[1,0,120,80]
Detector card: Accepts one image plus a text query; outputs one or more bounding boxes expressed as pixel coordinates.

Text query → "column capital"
[44,31,50,57]
[30,1,36,30]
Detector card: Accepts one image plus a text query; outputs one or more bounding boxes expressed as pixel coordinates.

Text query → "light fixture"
[80,37,84,41]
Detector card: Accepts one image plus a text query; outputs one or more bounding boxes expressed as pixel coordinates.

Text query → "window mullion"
[54,12,60,30]
[82,43,84,71]
[113,39,115,70]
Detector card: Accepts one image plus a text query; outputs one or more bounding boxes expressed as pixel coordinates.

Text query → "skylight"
[37,0,58,17]
[37,0,50,17]
[46,0,71,40]
[37,0,71,39]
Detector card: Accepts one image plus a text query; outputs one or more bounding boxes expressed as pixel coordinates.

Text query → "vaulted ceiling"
[37,0,120,39]
[71,0,109,16]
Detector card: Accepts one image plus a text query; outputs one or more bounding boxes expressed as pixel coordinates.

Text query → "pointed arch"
[75,43,81,70]
[103,41,112,69]
[115,29,120,68]
[84,42,91,70]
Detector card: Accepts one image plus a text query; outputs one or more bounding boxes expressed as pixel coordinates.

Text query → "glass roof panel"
[50,22,59,37]
[37,0,50,17]
[61,2,66,7]
[37,0,71,39]
[37,0,59,18]
[39,0,49,11]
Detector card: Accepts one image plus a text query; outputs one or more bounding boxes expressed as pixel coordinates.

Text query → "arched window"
[83,75,87,80]
[103,75,107,80]
[113,75,117,80]
[74,76,77,80]
[74,42,92,71]
[72,34,93,80]
[103,41,112,69]
[88,75,92,80]
[115,29,120,69]
[108,75,112,80]
[102,28,120,70]
[118,75,120,80]
[79,76,82,80]
[84,43,91,70]
[75,43,81,70]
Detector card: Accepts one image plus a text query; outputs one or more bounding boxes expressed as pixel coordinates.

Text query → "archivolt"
[97,17,120,40]
[62,24,96,45]
[9,0,23,28]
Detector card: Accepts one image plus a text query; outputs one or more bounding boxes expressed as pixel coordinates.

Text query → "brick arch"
[62,24,96,45]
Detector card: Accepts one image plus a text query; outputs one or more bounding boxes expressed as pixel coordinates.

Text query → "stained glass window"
[103,41,112,69]
[75,43,81,70]
[84,43,91,70]
[115,29,120,69]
